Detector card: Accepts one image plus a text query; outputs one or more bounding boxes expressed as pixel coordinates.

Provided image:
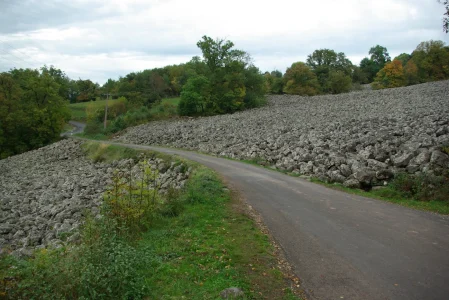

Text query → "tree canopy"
[0,68,70,158]
[178,36,265,116]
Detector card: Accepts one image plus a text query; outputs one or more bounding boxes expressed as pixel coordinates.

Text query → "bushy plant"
[391,172,449,202]
[326,70,352,94]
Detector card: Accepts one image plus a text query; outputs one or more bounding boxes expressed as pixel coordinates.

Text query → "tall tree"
[283,62,320,96]
[439,0,449,33]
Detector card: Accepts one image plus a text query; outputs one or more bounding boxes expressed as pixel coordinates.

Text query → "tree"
[0,69,70,158]
[326,70,352,94]
[369,45,391,66]
[394,53,411,66]
[264,70,283,94]
[371,60,405,89]
[439,0,449,33]
[411,40,449,82]
[179,75,211,115]
[179,36,265,116]
[306,49,354,92]
[283,62,320,96]
[404,60,419,85]
[360,45,391,83]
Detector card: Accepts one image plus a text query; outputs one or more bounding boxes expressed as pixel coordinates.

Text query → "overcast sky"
[0,0,448,84]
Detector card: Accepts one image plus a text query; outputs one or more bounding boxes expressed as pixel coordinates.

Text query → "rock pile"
[118,81,449,188]
[0,139,189,255]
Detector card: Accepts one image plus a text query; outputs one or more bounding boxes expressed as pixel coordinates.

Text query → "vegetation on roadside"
[0,67,70,159]
[0,142,300,299]
[222,155,449,215]
[79,97,180,139]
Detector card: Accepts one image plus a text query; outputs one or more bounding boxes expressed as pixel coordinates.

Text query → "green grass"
[0,142,300,299]
[309,179,449,215]
[69,99,119,122]
[219,155,449,215]
[150,97,180,116]
[140,166,299,299]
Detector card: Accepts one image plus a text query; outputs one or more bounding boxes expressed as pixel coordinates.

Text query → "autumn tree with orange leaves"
[371,60,405,89]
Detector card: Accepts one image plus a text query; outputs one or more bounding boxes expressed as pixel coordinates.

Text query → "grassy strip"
[0,142,300,299]
[77,141,449,215]
[140,166,298,299]
[69,99,118,122]
[309,178,449,215]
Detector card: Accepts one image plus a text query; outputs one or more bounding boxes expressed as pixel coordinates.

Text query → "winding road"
[76,139,449,300]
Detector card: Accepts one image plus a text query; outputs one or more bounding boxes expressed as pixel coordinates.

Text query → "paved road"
[78,139,449,300]
[61,121,86,137]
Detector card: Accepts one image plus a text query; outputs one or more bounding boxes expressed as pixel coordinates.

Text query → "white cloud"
[0,0,447,83]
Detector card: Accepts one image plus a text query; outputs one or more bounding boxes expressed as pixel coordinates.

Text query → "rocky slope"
[118,81,449,187]
[0,139,189,255]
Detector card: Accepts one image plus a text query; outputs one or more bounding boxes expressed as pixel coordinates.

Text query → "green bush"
[391,173,449,202]
[326,70,352,94]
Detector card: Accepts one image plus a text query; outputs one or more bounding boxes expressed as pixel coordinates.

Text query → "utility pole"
[104,93,111,129]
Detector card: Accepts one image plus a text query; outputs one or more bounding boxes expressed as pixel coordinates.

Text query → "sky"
[0,0,448,84]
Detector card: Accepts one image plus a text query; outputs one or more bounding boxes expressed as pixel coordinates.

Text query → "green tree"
[283,62,320,96]
[0,69,70,158]
[179,36,265,116]
[264,70,283,94]
[411,40,449,82]
[394,53,411,66]
[360,45,391,82]
[326,70,352,94]
[306,49,354,92]
[179,75,211,115]
[372,60,405,89]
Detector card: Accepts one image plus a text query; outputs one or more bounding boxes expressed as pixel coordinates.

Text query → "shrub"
[326,70,352,94]
[391,173,449,202]
[283,62,321,96]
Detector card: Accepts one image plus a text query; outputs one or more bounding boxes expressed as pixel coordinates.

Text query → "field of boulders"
[0,139,189,256]
[118,80,449,188]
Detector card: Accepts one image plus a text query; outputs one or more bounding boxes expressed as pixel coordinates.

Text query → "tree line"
[1,37,448,159]
[264,40,449,95]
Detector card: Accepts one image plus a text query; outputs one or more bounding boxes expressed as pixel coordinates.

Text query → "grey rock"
[354,170,375,185]
[376,169,395,180]
[392,153,414,167]
[430,150,449,168]
[343,179,361,189]
[220,287,244,299]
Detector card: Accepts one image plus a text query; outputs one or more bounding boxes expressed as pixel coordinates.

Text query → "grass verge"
[0,142,300,299]
[309,178,449,215]
[69,99,119,122]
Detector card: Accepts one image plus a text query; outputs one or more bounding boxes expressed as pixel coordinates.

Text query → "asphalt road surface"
[61,121,86,137]
[78,139,449,300]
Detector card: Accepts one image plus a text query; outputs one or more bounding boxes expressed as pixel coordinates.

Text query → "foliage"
[283,62,321,96]
[179,36,266,116]
[404,59,420,85]
[0,145,299,299]
[371,60,405,89]
[391,173,449,202]
[306,49,354,92]
[394,53,411,66]
[439,0,449,33]
[0,69,70,159]
[264,70,284,94]
[179,75,212,115]
[410,40,449,82]
[360,45,391,82]
[326,70,352,94]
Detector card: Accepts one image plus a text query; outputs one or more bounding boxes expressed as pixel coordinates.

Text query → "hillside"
[118,80,449,187]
